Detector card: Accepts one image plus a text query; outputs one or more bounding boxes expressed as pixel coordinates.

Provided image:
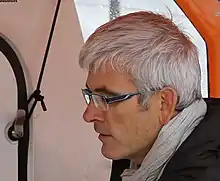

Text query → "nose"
[83,101,104,123]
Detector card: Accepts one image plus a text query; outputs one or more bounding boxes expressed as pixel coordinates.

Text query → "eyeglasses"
[81,88,141,111]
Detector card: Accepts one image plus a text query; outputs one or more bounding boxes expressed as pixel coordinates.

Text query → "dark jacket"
[110,98,220,181]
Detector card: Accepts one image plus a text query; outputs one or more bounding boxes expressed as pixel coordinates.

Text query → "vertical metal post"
[109,0,120,20]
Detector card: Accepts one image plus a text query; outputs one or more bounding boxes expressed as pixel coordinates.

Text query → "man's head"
[79,11,202,164]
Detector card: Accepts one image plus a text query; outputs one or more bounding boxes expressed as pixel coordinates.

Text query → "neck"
[129,148,150,166]
[131,156,145,166]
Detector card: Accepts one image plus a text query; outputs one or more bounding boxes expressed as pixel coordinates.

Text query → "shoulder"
[159,98,220,181]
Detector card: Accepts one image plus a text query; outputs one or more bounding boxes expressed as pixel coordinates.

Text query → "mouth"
[98,134,112,141]
[94,125,111,138]
[94,128,111,136]
[99,133,110,136]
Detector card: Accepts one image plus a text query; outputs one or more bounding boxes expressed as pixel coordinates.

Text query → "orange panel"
[175,0,220,98]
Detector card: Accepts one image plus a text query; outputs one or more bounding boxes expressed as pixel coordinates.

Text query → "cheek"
[106,103,161,150]
[106,103,140,145]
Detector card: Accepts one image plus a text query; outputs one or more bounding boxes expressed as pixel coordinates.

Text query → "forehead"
[86,67,137,93]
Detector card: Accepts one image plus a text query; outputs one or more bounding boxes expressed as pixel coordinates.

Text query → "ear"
[159,87,178,125]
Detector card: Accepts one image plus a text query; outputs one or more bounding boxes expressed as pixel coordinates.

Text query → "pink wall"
[0,0,112,180]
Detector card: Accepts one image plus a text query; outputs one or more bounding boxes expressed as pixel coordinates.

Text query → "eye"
[85,88,92,94]
[103,92,121,97]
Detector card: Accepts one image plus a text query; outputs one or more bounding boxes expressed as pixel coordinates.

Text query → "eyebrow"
[86,84,120,96]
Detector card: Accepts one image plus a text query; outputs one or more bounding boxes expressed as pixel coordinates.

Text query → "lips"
[94,124,111,136]
[98,134,111,141]
[99,133,111,136]
[95,129,110,136]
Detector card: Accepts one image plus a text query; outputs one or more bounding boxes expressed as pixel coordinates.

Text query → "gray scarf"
[121,99,207,181]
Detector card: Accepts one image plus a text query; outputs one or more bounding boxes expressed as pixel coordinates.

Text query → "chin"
[101,144,128,160]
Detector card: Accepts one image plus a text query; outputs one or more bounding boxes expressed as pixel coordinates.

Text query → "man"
[78,11,220,181]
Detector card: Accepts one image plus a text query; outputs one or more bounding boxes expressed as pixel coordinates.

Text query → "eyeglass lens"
[83,92,108,111]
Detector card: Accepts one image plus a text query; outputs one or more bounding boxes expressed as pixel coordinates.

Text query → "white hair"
[79,11,202,110]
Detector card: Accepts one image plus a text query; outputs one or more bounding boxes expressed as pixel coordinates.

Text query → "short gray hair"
[79,11,202,110]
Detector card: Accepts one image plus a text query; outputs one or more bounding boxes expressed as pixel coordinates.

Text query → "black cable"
[0,35,29,181]
[28,0,62,110]
[18,0,62,181]
[36,0,62,91]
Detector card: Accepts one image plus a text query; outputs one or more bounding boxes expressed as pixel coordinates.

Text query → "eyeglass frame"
[81,88,142,109]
